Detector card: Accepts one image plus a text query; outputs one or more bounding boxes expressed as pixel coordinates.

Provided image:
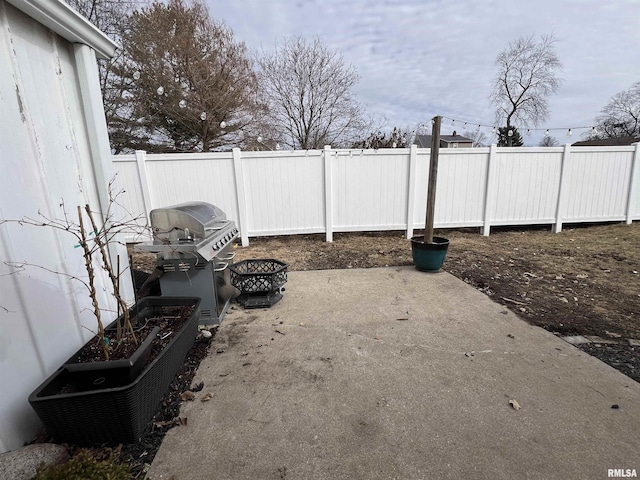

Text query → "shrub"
[33,449,131,480]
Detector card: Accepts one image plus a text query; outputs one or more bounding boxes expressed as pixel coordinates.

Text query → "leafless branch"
[490,34,563,130]
[257,36,370,149]
[589,81,640,139]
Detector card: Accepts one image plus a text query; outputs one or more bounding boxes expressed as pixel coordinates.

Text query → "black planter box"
[64,322,161,390]
[28,296,201,446]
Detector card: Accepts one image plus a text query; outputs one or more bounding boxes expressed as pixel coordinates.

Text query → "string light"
[437,116,599,138]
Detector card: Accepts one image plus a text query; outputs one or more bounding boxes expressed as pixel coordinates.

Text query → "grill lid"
[150,202,227,244]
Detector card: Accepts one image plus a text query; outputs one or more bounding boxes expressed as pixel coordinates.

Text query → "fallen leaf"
[509,399,521,411]
[181,391,195,401]
[201,392,213,402]
[153,419,179,428]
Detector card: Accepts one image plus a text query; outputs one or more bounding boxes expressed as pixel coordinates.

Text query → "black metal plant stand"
[229,259,288,309]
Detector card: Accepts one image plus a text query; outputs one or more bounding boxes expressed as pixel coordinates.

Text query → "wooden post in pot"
[424,116,441,244]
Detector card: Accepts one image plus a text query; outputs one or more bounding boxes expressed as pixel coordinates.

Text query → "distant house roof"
[414,133,474,148]
[572,136,640,147]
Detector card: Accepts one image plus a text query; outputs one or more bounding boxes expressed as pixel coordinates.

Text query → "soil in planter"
[75,305,195,364]
[57,305,196,394]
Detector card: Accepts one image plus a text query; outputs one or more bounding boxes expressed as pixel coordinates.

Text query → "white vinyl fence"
[113,144,640,246]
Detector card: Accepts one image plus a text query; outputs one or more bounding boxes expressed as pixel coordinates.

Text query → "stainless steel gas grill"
[135,202,239,324]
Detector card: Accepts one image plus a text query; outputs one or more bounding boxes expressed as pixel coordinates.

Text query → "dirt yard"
[130,222,640,383]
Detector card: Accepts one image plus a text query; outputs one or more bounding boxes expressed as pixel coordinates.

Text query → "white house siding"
[0,0,124,453]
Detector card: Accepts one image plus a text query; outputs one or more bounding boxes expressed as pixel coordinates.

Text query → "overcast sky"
[206,0,640,146]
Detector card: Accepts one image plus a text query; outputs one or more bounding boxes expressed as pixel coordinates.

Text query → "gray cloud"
[209,0,640,145]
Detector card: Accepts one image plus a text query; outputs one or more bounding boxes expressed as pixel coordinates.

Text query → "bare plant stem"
[116,254,122,341]
[77,206,109,360]
[85,205,138,346]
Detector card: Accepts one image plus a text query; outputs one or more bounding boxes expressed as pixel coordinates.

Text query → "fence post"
[553,144,572,233]
[134,150,152,225]
[232,148,249,246]
[482,144,497,236]
[405,144,418,240]
[625,143,640,224]
[324,145,333,242]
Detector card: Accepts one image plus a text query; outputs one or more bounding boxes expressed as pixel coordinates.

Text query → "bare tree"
[539,135,559,147]
[257,36,369,149]
[490,35,562,132]
[352,127,410,149]
[115,0,258,152]
[589,82,640,139]
[462,129,488,147]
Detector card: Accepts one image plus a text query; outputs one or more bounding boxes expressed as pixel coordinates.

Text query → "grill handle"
[217,251,236,261]
[213,262,228,272]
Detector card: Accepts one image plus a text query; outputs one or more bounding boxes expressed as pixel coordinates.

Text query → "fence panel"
[332,149,409,231]
[490,148,563,225]
[242,150,325,235]
[412,148,489,229]
[564,147,634,222]
[144,153,238,221]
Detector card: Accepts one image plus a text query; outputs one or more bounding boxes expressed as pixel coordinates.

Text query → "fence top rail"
[111,143,639,163]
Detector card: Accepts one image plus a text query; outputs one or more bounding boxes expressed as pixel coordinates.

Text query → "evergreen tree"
[497,126,524,147]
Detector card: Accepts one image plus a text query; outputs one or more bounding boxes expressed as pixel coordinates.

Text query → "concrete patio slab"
[147,267,640,480]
